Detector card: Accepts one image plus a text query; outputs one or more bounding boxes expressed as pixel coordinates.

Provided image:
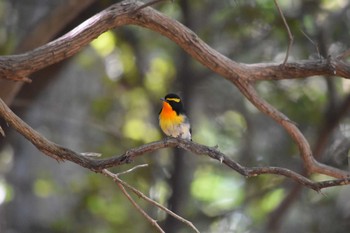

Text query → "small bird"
[159,93,192,140]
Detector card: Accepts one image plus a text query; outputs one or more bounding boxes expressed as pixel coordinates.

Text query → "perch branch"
[1,97,350,191]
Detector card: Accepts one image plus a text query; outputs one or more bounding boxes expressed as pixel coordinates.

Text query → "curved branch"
[233,81,349,178]
[1,98,350,191]
[0,0,349,83]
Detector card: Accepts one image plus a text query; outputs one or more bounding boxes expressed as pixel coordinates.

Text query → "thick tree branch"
[1,97,350,191]
[0,0,349,83]
[233,81,350,178]
[0,0,96,105]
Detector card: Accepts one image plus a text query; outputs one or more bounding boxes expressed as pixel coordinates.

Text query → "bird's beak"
[160,98,166,102]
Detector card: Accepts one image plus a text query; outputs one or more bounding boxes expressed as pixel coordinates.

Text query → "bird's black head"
[162,93,185,114]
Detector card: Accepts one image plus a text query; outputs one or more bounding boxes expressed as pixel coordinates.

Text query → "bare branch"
[132,0,169,13]
[337,49,350,60]
[231,81,350,178]
[273,0,294,65]
[103,169,165,233]
[300,29,322,60]
[0,126,4,137]
[103,168,200,233]
[116,164,149,176]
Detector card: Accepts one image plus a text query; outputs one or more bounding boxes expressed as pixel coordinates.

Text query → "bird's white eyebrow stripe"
[166,98,180,102]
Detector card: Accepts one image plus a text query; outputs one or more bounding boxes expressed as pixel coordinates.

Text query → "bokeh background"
[1,0,350,232]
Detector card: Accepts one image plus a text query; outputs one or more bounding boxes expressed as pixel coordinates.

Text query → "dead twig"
[274,0,294,65]
[300,29,322,60]
[103,168,200,233]
[104,169,165,233]
[132,0,169,13]
[337,49,350,60]
[0,126,4,137]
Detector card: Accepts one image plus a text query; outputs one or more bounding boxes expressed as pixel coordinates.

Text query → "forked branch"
[102,168,200,233]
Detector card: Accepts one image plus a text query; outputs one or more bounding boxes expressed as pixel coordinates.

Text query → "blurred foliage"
[1,0,350,233]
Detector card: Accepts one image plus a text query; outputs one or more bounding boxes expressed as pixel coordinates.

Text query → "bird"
[159,93,192,140]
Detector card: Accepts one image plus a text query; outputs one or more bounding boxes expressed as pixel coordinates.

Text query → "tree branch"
[0,0,349,83]
[1,97,350,191]
[231,80,350,178]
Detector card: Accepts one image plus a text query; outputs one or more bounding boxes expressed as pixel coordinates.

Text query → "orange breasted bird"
[159,93,192,140]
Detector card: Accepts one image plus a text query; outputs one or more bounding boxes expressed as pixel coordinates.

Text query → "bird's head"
[160,93,184,114]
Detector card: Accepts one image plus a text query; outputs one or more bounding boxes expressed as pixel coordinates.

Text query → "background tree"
[1,0,350,233]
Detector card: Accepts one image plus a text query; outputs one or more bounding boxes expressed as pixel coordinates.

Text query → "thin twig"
[117,163,149,176]
[0,126,4,137]
[115,177,165,233]
[300,29,322,60]
[274,0,294,65]
[103,169,200,233]
[132,0,168,13]
[337,49,350,60]
[80,152,102,157]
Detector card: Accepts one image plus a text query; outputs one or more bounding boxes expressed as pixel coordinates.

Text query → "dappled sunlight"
[0,180,6,205]
[33,178,55,198]
[90,31,116,57]
[123,118,160,142]
[194,110,246,155]
[322,0,348,10]
[191,166,244,216]
[145,56,175,96]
